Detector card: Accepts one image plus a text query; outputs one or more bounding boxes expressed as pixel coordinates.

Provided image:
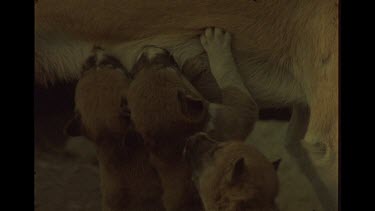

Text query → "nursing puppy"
[127,46,206,211]
[184,132,280,211]
[64,50,165,211]
[126,28,258,210]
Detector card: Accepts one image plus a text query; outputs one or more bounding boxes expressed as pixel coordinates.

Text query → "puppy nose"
[136,45,179,68]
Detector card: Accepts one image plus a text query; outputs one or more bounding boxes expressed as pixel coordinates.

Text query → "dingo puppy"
[64,49,165,211]
[184,132,280,211]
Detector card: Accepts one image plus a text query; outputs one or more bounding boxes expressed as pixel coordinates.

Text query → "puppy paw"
[200,27,232,56]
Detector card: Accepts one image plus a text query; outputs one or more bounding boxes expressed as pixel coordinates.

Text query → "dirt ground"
[35,120,323,211]
[35,147,101,211]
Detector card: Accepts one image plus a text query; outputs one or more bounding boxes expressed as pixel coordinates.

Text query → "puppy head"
[64,67,140,147]
[126,46,209,151]
[184,132,280,211]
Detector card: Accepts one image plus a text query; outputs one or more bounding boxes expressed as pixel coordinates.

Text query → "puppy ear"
[177,90,205,120]
[64,113,82,137]
[272,158,282,171]
[226,157,245,184]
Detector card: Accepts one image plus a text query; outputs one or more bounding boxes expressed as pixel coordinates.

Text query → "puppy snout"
[137,46,178,68]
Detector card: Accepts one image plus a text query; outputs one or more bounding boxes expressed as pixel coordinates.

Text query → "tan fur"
[36,1,338,210]
[126,51,205,211]
[185,132,279,211]
[66,68,165,211]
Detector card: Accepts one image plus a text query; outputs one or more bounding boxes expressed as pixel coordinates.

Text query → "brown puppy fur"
[184,132,280,211]
[127,47,206,211]
[126,42,257,210]
[65,56,165,211]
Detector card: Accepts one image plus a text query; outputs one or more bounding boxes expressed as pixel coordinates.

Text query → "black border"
[4,0,35,210]
[340,0,366,210]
